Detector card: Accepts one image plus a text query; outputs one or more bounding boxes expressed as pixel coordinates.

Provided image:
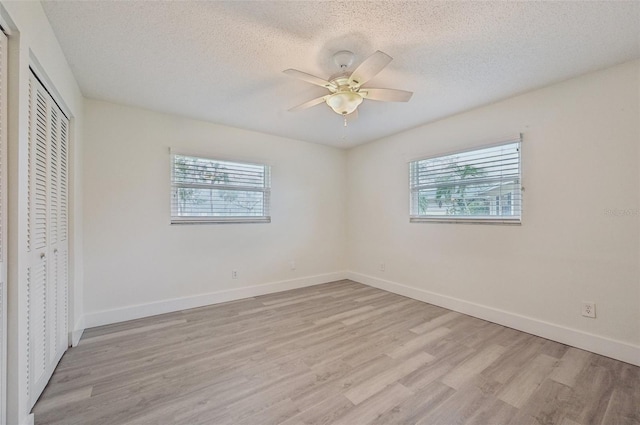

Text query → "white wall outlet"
[379,263,385,272]
[289,260,296,270]
[582,302,596,318]
[232,270,238,279]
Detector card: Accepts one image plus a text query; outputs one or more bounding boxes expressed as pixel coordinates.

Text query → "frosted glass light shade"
[326,92,363,115]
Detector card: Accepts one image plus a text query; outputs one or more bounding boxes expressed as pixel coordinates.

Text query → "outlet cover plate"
[582,302,596,318]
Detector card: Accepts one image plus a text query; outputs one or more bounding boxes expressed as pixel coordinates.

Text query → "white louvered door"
[55,103,69,363]
[0,29,8,425]
[27,71,68,407]
[57,115,69,363]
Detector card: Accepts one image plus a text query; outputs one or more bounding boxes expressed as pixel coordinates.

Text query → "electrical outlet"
[232,270,238,279]
[289,260,296,271]
[379,263,385,272]
[582,302,596,318]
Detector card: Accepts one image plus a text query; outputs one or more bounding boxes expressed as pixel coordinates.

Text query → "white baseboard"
[347,271,640,367]
[70,316,85,347]
[84,271,348,328]
[23,413,34,425]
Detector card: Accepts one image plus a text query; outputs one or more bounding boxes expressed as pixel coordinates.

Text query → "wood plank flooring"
[33,280,640,425]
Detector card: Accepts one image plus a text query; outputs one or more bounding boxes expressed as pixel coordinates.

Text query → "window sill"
[171,217,271,225]
[410,216,521,225]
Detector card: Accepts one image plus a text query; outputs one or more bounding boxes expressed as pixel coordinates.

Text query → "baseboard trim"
[23,413,34,425]
[70,316,85,347]
[346,271,640,367]
[84,271,348,328]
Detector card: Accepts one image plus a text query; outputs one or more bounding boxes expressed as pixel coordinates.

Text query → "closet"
[27,70,69,407]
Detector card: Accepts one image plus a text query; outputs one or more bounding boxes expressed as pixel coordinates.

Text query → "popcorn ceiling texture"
[42,1,639,148]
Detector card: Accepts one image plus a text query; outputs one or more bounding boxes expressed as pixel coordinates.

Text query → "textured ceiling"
[42,1,640,148]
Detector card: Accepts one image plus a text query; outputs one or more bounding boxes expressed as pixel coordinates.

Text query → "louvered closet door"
[48,100,68,365]
[27,72,69,407]
[57,115,69,362]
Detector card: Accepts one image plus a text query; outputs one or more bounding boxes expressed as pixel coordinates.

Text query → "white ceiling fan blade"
[361,88,413,102]
[283,69,336,89]
[348,51,392,87]
[288,95,329,112]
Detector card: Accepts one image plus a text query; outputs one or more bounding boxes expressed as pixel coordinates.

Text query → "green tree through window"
[410,139,521,223]
[171,154,271,224]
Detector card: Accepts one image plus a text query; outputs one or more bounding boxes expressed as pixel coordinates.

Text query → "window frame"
[170,152,271,225]
[409,137,522,225]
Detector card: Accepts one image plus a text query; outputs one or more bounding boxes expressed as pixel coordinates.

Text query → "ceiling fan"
[283,50,413,117]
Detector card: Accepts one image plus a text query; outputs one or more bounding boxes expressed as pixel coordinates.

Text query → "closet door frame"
[0,27,8,425]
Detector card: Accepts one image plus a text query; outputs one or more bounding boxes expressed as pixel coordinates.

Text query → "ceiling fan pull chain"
[341,119,348,143]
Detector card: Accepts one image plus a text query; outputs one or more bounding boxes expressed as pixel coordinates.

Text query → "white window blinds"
[171,154,271,224]
[410,137,522,224]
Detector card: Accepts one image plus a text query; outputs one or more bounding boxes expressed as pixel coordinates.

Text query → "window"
[171,153,271,224]
[409,137,521,224]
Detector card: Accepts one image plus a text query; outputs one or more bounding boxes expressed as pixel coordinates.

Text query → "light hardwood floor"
[34,280,640,425]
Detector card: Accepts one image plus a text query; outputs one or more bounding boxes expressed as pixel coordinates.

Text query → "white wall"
[0,2,84,424]
[82,99,347,325]
[83,63,640,366]
[347,60,640,364]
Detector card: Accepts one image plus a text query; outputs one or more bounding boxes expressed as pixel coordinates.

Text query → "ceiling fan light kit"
[326,91,363,115]
[284,50,413,118]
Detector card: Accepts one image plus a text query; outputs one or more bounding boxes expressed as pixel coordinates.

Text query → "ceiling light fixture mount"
[333,50,355,70]
[283,50,413,119]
